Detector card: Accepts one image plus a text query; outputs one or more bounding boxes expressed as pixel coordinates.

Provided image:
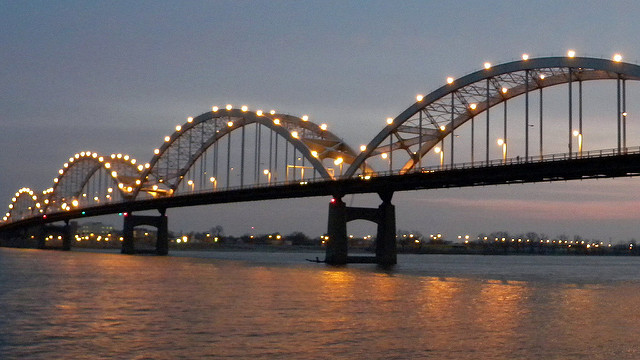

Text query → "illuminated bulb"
[416,94,424,101]
[497,138,505,146]
[152,185,158,191]
[613,53,623,62]
[75,153,80,158]
[484,62,491,69]
[227,121,233,127]
[360,145,367,152]
[539,74,546,80]
[522,53,529,60]
[53,178,59,183]
[175,125,181,131]
[320,124,328,131]
[434,147,441,154]
[311,151,319,158]
[138,165,144,171]
[212,106,219,112]
[154,149,160,155]
[273,118,280,125]
[226,104,233,110]
[111,154,116,159]
[123,155,129,161]
[130,159,136,164]
[117,153,122,159]
[164,136,171,142]
[263,169,269,175]
[145,163,150,168]
[98,156,104,162]
[111,171,118,178]
[572,130,580,137]
[92,153,97,158]
[501,87,508,94]
[440,125,446,131]
[270,110,276,115]
[241,105,248,112]
[302,115,309,121]
[72,199,79,207]
[334,157,343,165]
[567,49,576,58]
[470,103,477,110]
[187,116,193,123]
[256,110,263,116]
[386,117,393,125]
[446,77,454,84]
[104,163,111,169]
[58,169,64,175]
[381,153,388,159]
[291,131,299,138]
[135,180,141,185]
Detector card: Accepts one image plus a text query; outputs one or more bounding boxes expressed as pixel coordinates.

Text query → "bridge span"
[3,54,640,265]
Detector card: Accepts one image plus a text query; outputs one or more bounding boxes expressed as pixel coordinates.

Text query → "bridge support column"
[375,192,397,266]
[325,197,348,265]
[62,219,72,251]
[122,211,169,255]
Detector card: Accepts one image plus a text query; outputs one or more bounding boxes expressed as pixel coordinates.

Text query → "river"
[1,248,640,359]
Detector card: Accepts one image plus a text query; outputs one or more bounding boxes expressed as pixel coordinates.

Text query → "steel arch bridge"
[3,55,640,265]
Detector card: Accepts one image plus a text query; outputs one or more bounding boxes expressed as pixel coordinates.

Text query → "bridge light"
[334,157,343,165]
[111,171,118,178]
[439,125,446,131]
[381,152,388,159]
[107,187,113,193]
[92,153,98,158]
[164,136,171,142]
[145,163,150,168]
[416,94,424,101]
[311,150,319,158]
[386,117,393,125]
[263,169,270,175]
[69,157,74,162]
[572,130,580,137]
[622,112,628,117]
[58,169,64,175]
[123,155,129,161]
[135,180,141,185]
[104,162,111,169]
[175,125,182,131]
[212,106,219,112]
[241,105,248,112]
[360,145,367,152]
[226,104,233,110]
[118,183,124,189]
[270,110,276,115]
[187,180,193,185]
[501,87,508,94]
[187,116,193,123]
[130,159,136,164]
[291,131,299,138]
[299,115,308,121]
[446,77,454,84]
[497,138,505,146]
[227,121,234,127]
[127,186,133,192]
[256,110,263,116]
[98,156,104,162]
[567,49,576,58]
[154,149,160,155]
[320,123,328,131]
[522,53,529,61]
[75,153,80,159]
[469,103,477,110]
[539,74,545,80]
[209,177,216,183]
[273,118,280,125]
[434,147,441,154]
[613,54,623,62]
[53,178,59,183]
[484,62,491,69]
[72,199,79,207]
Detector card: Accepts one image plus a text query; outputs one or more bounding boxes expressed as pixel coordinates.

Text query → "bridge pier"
[325,192,397,266]
[122,209,168,255]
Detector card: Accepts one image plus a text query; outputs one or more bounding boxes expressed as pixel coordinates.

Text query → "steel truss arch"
[136,108,360,197]
[43,152,142,213]
[345,57,640,177]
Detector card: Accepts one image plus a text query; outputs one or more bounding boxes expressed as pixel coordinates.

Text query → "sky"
[3,0,640,241]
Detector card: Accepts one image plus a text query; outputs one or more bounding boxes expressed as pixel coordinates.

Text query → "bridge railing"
[4,146,639,224]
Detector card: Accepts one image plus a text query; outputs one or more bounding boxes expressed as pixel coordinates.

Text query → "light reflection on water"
[1,248,640,359]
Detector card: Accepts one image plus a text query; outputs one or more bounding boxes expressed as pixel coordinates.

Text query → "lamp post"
[334,157,344,177]
[434,146,444,169]
[187,179,194,192]
[572,130,582,157]
[209,177,217,190]
[263,169,271,184]
[497,139,507,164]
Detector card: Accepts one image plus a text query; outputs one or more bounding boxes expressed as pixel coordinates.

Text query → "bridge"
[3,54,640,265]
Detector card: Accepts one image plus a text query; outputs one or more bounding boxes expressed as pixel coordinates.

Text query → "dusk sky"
[3,1,640,241]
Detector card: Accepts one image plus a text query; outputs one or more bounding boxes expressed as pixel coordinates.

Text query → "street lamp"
[334,157,344,177]
[187,180,194,192]
[434,146,444,169]
[209,177,217,190]
[263,169,271,184]
[572,130,582,157]
[497,139,507,163]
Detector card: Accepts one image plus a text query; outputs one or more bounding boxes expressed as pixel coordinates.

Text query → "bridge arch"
[136,107,360,197]
[3,188,39,222]
[345,57,640,177]
[44,151,142,213]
